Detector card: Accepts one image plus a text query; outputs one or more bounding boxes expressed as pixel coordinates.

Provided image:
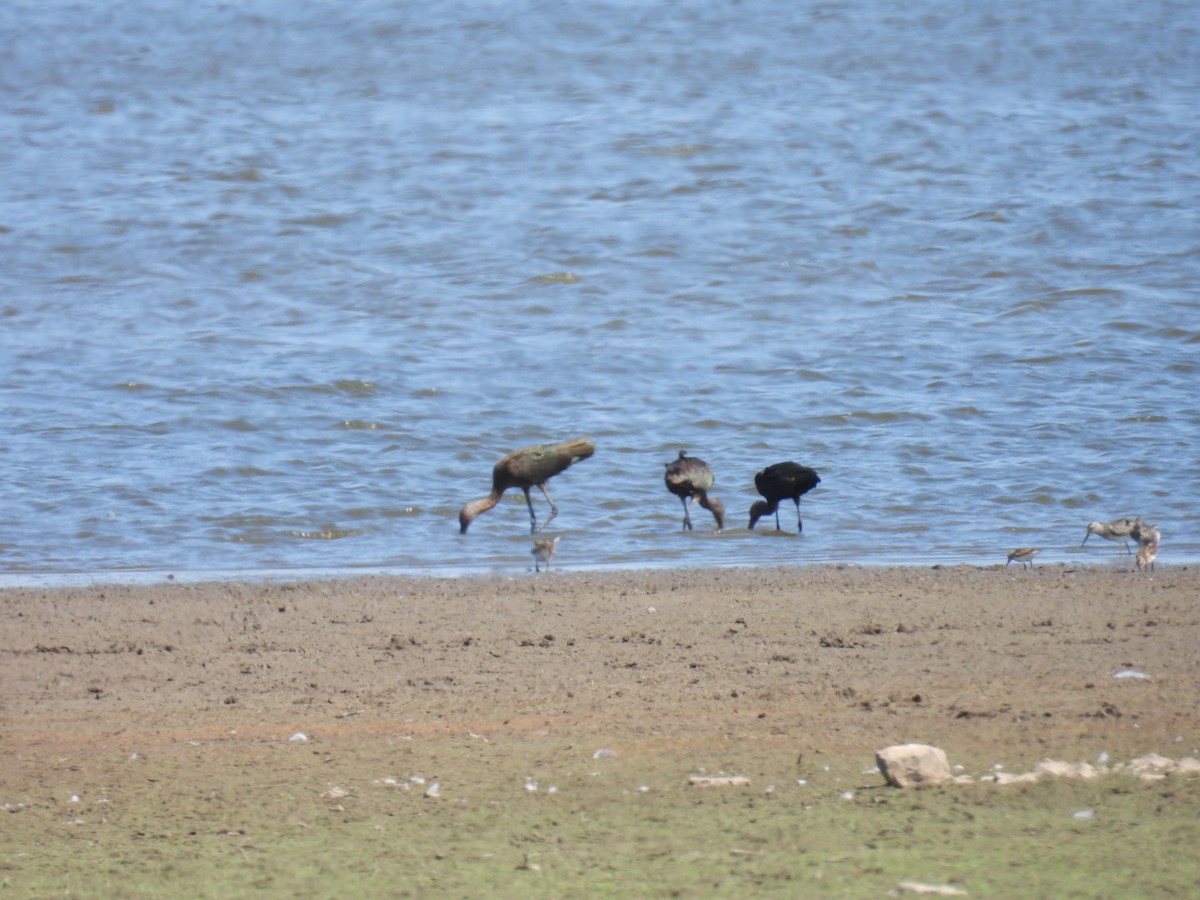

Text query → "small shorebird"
[1081,517,1140,554]
[1131,520,1161,547]
[663,450,724,531]
[1006,547,1041,569]
[1135,541,1157,572]
[459,437,595,534]
[531,536,559,572]
[748,462,821,532]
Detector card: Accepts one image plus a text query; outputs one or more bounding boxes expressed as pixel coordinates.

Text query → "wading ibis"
[459,437,595,534]
[748,462,821,532]
[664,450,724,531]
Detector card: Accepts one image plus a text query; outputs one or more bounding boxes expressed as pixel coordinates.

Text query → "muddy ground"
[2,563,1198,895]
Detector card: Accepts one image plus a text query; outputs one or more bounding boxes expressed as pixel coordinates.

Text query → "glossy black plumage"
[748,462,820,532]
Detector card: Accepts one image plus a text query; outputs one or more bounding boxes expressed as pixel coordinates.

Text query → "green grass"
[3,737,1198,898]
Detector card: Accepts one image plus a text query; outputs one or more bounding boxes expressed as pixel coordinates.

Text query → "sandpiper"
[1136,542,1157,572]
[1006,547,1040,569]
[1131,520,1161,547]
[1081,517,1140,554]
[531,536,559,572]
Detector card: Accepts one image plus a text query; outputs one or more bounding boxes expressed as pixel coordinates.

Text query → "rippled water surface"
[2,1,1198,582]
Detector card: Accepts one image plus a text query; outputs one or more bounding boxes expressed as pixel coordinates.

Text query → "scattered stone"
[688,775,750,787]
[1128,753,1180,780]
[876,744,953,787]
[911,750,1200,786]
[893,881,968,896]
[1034,760,1100,780]
[983,771,1039,785]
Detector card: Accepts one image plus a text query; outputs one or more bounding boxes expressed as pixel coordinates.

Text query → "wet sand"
[4,563,1197,761]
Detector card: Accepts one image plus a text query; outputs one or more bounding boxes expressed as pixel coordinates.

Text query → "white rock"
[876,744,953,788]
[1034,760,1100,780]
[894,881,968,895]
[1128,753,1176,777]
[984,771,1040,785]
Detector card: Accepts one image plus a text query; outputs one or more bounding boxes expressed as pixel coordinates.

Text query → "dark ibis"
[663,450,724,531]
[459,437,595,534]
[748,462,820,532]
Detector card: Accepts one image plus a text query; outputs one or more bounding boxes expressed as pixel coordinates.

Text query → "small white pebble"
[840,790,855,800]
[68,795,80,804]
[593,748,617,759]
[638,784,650,793]
[424,782,440,799]
[410,775,426,785]
[1073,808,1094,819]
[1097,752,1110,764]
[796,778,807,785]
[647,606,656,613]
[289,732,308,743]
[547,784,558,794]
[524,777,538,792]
[993,763,1004,770]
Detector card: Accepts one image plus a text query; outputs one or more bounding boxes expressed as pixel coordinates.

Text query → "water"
[2,0,1197,583]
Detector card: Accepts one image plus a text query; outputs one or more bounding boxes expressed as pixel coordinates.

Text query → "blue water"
[2,0,1198,583]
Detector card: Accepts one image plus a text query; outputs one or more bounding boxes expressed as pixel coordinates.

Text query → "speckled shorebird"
[1081,517,1140,554]
[1131,520,1161,547]
[1006,547,1041,569]
[1137,540,1156,573]
[748,462,821,532]
[531,536,559,572]
[459,437,595,534]
[1135,541,1157,572]
[663,450,724,531]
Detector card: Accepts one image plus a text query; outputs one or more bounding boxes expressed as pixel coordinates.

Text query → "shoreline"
[0,554,1185,590]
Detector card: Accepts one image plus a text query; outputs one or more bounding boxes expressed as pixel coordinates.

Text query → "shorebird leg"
[680,495,694,531]
[532,483,559,534]
[520,486,540,534]
[794,499,803,533]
